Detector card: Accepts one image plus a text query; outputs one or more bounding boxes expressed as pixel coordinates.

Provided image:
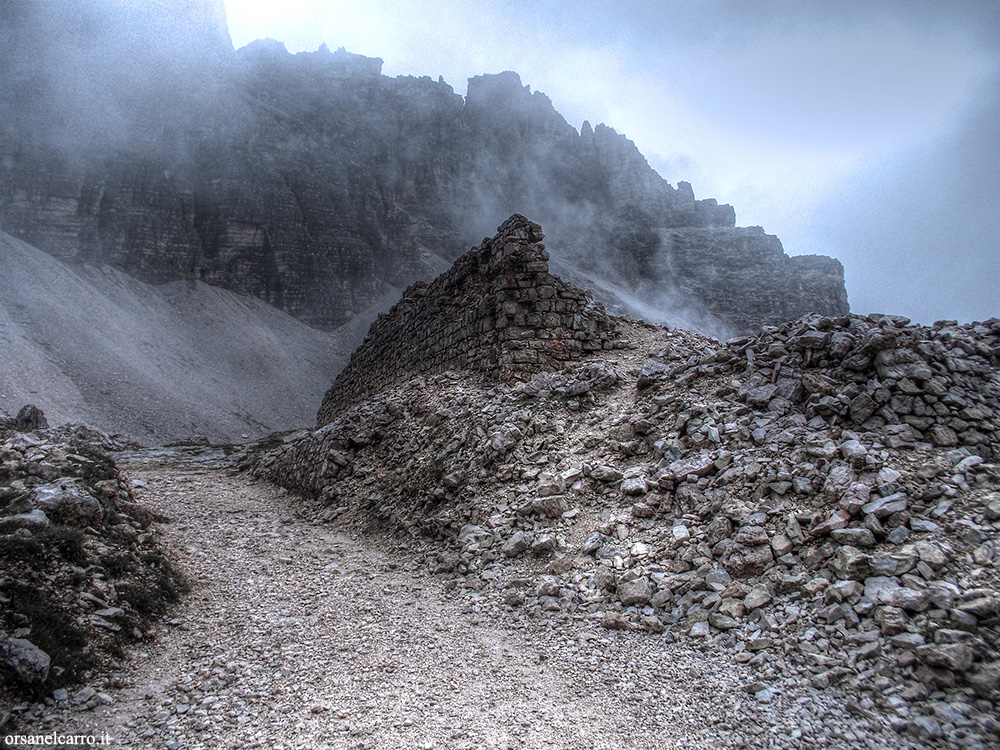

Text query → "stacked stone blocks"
[317,215,617,425]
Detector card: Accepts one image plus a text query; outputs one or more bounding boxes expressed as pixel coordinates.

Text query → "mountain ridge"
[0,0,848,340]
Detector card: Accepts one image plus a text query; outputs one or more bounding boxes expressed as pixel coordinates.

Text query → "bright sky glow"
[223,0,1000,321]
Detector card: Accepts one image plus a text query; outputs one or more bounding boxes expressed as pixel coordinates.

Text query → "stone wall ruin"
[316,215,617,425]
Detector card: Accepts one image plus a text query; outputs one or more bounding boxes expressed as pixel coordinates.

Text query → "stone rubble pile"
[254,311,1000,746]
[0,407,184,704]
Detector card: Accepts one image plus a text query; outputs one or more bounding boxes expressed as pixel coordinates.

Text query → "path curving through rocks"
[30,451,922,749]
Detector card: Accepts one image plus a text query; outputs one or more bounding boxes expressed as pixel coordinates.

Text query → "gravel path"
[30,453,916,749]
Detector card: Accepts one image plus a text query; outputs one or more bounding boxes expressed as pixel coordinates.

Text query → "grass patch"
[0,535,43,565]
[0,526,89,567]
[35,526,89,566]
[117,549,188,621]
[1,582,94,690]
[102,552,137,578]
[66,443,117,483]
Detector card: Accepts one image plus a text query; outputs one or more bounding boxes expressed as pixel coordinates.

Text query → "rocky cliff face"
[0,0,848,336]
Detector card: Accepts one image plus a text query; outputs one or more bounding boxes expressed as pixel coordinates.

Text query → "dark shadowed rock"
[14,404,48,431]
[0,3,848,339]
[0,637,51,684]
[968,661,1000,700]
[30,480,104,527]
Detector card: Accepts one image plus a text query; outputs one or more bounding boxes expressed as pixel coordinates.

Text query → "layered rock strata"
[0,1,848,336]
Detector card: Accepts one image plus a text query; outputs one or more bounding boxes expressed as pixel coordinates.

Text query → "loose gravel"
[15,452,940,749]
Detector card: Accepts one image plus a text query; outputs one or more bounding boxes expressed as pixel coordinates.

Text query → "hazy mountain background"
[223,0,1000,323]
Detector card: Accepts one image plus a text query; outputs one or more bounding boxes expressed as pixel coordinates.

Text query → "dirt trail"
[31,453,868,750]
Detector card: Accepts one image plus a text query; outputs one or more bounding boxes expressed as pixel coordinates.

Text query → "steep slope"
[0,231,348,443]
[0,0,847,338]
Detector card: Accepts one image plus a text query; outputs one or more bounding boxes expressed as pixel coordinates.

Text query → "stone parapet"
[316,215,617,425]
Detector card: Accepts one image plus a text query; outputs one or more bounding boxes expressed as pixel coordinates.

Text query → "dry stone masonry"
[317,215,617,423]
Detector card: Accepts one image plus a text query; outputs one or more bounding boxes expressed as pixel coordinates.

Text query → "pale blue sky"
[223,0,999,322]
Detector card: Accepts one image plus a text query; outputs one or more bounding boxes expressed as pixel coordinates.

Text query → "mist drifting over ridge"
[0,0,848,351]
[224,0,999,325]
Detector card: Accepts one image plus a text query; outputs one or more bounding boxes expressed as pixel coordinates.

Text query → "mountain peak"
[0,1,848,344]
[466,71,555,113]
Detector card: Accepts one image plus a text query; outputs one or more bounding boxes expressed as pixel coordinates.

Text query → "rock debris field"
[0,447,949,750]
[251,311,1000,750]
[2,229,999,749]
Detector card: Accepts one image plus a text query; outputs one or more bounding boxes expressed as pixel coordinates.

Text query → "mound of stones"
[0,407,184,709]
[255,310,1000,744]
